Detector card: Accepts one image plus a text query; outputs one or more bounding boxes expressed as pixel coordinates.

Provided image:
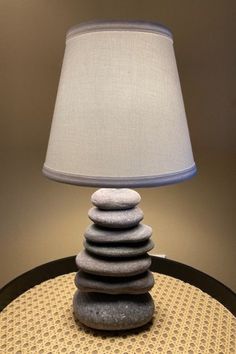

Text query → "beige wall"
[0,0,235,290]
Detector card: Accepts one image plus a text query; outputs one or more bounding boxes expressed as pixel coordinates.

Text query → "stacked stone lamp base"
[73,188,155,331]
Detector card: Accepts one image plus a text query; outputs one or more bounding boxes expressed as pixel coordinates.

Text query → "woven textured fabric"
[43,22,196,186]
[1,272,235,353]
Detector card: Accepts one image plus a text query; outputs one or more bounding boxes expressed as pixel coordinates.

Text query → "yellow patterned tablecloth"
[0,272,235,354]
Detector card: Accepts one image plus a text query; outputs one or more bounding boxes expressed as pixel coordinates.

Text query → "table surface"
[0,257,236,354]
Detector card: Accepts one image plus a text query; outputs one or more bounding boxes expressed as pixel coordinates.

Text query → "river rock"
[76,250,151,277]
[73,290,154,330]
[75,270,154,294]
[84,224,152,244]
[91,188,141,210]
[88,207,143,229]
[84,239,154,258]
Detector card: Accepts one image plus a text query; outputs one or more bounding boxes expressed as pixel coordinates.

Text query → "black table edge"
[0,256,235,315]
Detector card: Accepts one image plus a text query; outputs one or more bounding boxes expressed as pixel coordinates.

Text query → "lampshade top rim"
[67,20,173,41]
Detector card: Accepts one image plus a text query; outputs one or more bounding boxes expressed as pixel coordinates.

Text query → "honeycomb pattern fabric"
[0,272,235,354]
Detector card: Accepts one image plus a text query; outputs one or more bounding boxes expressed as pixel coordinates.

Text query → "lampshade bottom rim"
[42,164,197,188]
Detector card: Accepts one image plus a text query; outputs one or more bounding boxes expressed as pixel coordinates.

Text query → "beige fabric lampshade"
[43,21,196,187]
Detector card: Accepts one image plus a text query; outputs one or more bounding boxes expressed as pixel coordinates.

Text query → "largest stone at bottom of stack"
[73,290,155,331]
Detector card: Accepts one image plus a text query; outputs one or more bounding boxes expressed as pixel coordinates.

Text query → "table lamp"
[43,21,196,331]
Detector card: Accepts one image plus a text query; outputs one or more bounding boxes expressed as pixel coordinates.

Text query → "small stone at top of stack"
[91,188,141,210]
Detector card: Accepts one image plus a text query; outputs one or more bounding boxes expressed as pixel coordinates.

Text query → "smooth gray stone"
[91,188,141,210]
[88,207,143,229]
[73,290,154,330]
[76,250,151,277]
[84,224,152,244]
[75,270,155,294]
[84,239,154,258]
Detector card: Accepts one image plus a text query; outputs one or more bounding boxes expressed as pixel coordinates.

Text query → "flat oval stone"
[75,270,155,294]
[76,250,151,277]
[84,224,152,244]
[88,207,143,229]
[84,239,154,258]
[91,188,141,210]
[73,290,154,330]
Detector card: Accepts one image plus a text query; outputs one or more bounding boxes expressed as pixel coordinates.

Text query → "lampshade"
[43,21,196,187]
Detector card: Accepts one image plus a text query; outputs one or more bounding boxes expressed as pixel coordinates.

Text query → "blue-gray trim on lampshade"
[67,20,173,41]
[42,164,197,188]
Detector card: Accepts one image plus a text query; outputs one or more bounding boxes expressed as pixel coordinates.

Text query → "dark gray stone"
[84,239,154,258]
[88,207,143,229]
[75,250,151,277]
[75,270,155,294]
[84,224,152,244]
[73,290,154,330]
[91,188,141,210]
